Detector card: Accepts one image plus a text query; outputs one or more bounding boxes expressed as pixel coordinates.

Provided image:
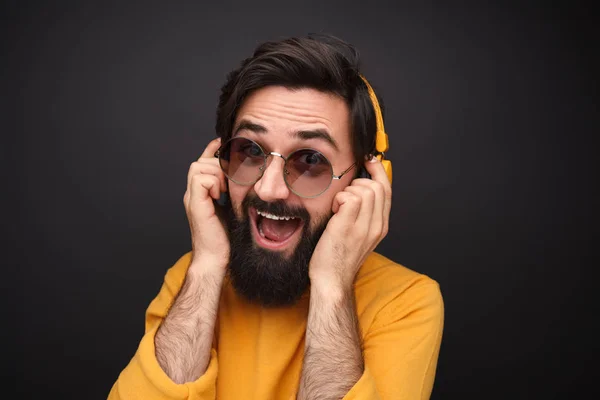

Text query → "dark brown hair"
[214,34,385,167]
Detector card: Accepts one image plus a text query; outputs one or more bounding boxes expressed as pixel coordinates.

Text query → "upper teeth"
[257,210,296,221]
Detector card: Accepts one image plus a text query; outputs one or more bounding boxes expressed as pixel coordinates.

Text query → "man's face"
[225,86,356,306]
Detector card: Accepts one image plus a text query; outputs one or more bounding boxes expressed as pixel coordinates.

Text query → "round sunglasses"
[214,137,356,198]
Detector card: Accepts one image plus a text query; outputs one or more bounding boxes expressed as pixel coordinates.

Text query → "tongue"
[260,218,299,242]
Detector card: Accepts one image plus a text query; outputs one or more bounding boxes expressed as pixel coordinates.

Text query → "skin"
[155,86,392,398]
[229,87,356,241]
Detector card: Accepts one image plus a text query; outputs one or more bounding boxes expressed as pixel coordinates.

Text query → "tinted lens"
[219,137,265,185]
[285,149,333,197]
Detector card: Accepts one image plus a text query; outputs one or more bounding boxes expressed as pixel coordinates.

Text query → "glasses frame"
[214,137,356,198]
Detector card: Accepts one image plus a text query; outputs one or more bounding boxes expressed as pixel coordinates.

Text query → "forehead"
[234,86,352,151]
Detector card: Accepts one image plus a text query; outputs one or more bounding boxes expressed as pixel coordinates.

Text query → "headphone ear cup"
[358,166,371,179]
[381,160,392,184]
[216,191,230,207]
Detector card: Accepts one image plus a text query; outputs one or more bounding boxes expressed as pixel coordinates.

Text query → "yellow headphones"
[360,75,392,184]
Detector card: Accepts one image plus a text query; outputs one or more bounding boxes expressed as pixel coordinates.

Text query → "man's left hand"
[309,156,392,293]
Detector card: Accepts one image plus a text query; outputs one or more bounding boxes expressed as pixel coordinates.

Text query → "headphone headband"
[360,75,392,183]
[360,75,389,154]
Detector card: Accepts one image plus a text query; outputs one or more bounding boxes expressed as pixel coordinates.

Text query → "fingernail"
[369,155,379,163]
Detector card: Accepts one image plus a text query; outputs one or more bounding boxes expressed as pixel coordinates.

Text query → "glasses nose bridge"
[254,150,291,200]
[266,151,286,162]
[263,151,287,171]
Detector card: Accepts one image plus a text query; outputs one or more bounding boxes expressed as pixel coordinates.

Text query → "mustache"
[242,195,310,221]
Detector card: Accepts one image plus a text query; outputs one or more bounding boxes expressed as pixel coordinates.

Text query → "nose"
[253,154,291,202]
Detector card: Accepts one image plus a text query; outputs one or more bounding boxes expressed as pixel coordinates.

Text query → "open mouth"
[249,207,305,251]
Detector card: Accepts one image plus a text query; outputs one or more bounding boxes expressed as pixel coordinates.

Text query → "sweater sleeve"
[343,280,444,400]
[107,252,219,400]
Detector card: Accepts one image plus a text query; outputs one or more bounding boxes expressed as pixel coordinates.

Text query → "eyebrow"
[234,120,267,135]
[234,119,339,151]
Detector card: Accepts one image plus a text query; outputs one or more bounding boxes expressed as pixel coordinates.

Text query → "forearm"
[155,259,224,384]
[298,283,364,400]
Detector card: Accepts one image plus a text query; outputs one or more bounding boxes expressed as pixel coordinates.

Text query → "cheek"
[305,193,336,230]
[228,182,251,218]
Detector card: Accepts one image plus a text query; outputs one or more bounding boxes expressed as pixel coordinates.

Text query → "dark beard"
[225,194,330,307]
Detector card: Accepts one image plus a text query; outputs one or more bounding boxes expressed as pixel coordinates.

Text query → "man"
[108,34,444,399]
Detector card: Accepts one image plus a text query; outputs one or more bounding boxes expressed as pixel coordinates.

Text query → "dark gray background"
[3,0,597,398]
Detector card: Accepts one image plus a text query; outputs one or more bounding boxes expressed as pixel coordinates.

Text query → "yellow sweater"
[108,251,444,399]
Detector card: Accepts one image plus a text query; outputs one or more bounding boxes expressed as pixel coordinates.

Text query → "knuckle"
[353,186,373,201]
[190,174,206,188]
[188,163,200,179]
[335,191,348,201]
[372,181,384,195]
[382,225,389,237]
[197,158,216,166]
[349,194,362,206]
[384,184,392,198]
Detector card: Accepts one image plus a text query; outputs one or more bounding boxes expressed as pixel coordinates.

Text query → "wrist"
[310,275,353,304]
[189,255,228,279]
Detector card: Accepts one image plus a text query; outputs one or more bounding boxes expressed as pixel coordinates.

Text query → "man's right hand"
[183,137,230,271]
[155,137,229,383]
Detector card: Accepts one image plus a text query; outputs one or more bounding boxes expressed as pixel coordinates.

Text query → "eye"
[239,141,263,158]
[289,150,331,177]
[298,151,327,166]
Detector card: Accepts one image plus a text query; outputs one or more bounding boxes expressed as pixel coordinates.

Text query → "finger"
[349,180,385,239]
[183,190,190,210]
[344,185,376,237]
[187,160,227,193]
[199,137,223,160]
[190,174,222,206]
[331,191,362,228]
[364,156,391,188]
[364,157,392,229]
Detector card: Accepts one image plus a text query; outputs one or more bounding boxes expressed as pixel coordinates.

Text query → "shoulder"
[149,251,194,308]
[354,252,444,331]
[356,251,441,295]
[143,251,194,331]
